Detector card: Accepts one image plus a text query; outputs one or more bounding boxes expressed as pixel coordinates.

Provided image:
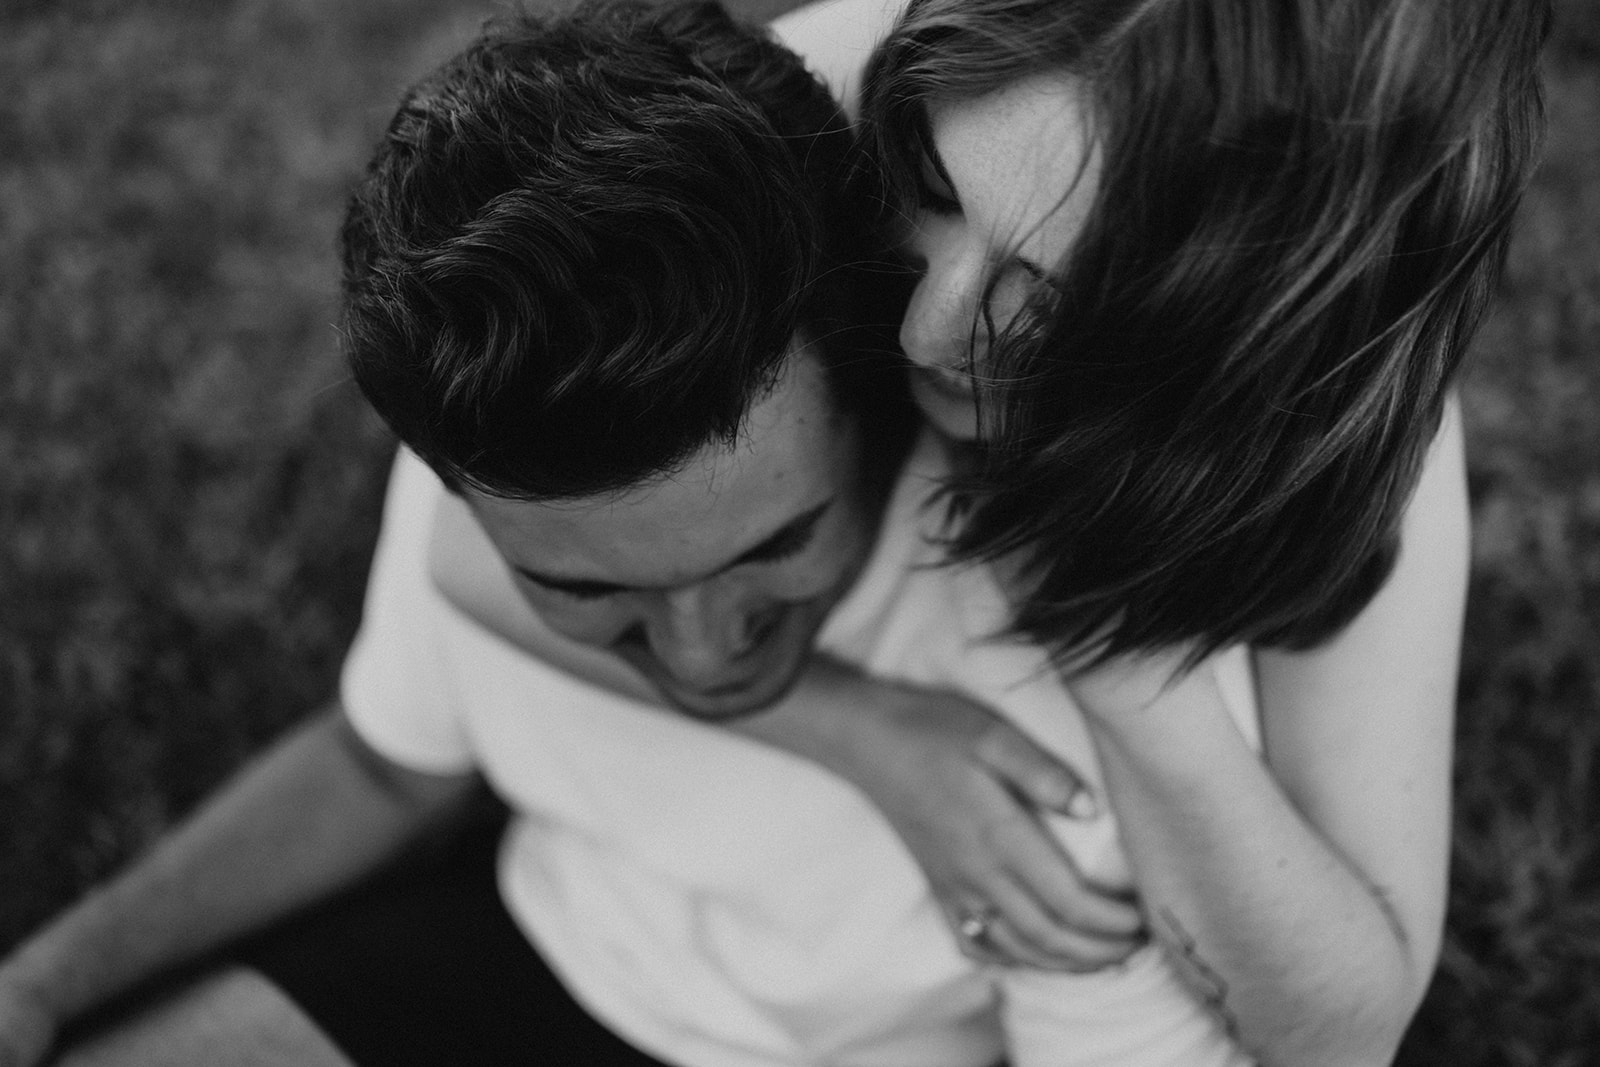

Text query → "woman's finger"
[964,879,1142,972]
[989,874,1144,969]
[974,720,1097,818]
[971,805,1145,941]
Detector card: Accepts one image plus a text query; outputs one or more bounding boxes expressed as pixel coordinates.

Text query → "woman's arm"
[1066,400,1466,1065]
[428,488,1143,971]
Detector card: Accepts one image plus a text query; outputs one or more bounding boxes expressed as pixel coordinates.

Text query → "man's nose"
[644,584,771,688]
[899,218,985,374]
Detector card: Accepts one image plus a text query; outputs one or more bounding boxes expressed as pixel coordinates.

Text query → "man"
[0,5,944,1063]
[0,3,1241,1064]
[333,0,913,724]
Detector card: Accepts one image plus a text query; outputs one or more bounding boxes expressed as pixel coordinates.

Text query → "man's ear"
[427,492,661,704]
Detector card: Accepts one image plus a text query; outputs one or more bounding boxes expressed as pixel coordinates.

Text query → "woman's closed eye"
[915,148,961,215]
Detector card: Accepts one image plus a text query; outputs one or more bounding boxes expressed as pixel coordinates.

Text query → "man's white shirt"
[341,434,1257,1067]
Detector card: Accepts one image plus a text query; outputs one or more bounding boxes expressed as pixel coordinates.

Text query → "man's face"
[466,345,878,720]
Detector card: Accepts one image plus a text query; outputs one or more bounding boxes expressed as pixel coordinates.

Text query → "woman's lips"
[912,365,976,404]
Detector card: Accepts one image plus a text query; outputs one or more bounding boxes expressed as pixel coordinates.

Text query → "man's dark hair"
[341,0,902,500]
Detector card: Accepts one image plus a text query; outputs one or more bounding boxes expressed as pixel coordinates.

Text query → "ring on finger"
[955,903,999,946]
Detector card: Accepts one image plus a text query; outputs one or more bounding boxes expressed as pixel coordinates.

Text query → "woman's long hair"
[861,0,1551,668]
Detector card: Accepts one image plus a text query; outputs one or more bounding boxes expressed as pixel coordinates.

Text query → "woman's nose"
[899,216,984,374]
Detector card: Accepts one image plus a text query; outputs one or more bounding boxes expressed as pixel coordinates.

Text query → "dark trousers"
[238,809,675,1066]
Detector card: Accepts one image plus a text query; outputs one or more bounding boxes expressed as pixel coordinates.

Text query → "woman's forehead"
[929,72,1102,265]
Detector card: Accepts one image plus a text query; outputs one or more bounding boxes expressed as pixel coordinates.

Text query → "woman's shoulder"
[769,0,909,118]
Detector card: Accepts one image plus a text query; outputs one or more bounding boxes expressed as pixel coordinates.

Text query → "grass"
[1399,31,1600,1062]
[2,0,1596,1061]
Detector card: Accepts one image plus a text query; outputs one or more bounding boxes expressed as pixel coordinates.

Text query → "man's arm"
[1065,401,1465,1065]
[0,707,480,1064]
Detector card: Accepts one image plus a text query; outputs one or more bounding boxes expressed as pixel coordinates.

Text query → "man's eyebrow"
[514,500,835,597]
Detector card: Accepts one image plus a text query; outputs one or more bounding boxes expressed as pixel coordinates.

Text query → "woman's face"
[900,72,1101,441]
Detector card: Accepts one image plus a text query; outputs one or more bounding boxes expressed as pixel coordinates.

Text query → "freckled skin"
[902,73,1101,441]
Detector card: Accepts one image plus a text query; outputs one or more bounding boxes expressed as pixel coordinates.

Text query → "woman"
[437,0,1548,1062]
[822,0,1546,1059]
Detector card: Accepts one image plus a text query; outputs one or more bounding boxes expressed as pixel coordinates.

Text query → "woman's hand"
[757,663,1147,972]
[857,686,1147,971]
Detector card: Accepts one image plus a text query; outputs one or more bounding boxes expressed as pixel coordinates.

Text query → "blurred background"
[1,0,1595,1062]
